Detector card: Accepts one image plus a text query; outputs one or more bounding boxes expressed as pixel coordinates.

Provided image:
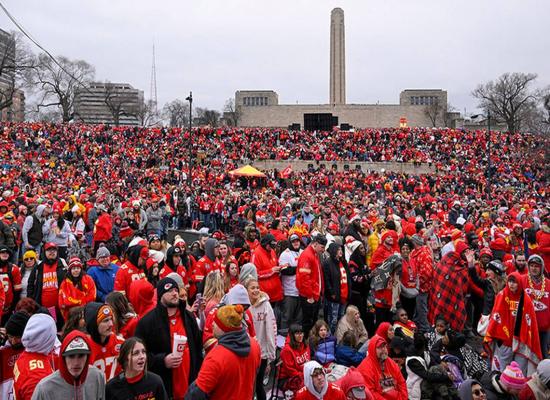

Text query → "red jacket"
[93,213,113,242]
[195,332,261,400]
[58,275,97,320]
[114,260,146,296]
[357,335,408,400]
[536,229,550,275]
[251,245,283,302]
[409,245,433,293]
[88,333,124,382]
[296,245,323,301]
[13,351,55,400]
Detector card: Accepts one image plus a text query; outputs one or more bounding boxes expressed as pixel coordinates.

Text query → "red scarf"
[485,272,542,369]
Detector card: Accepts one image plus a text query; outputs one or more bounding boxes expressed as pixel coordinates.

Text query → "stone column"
[330,8,346,105]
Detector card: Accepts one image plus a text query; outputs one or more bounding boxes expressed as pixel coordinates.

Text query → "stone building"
[235,9,451,129]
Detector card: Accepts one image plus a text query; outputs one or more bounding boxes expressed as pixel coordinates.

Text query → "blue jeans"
[326,301,345,334]
[414,293,431,333]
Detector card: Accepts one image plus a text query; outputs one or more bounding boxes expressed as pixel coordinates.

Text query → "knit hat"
[5,311,30,337]
[528,254,544,266]
[214,304,244,332]
[68,257,83,271]
[239,263,258,284]
[119,221,134,239]
[479,247,493,258]
[157,277,179,300]
[486,260,505,276]
[96,246,111,259]
[166,272,184,290]
[454,240,469,256]
[411,234,424,247]
[0,245,12,255]
[23,250,37,260]
[490,238,508,252]
[500,361,527,391]
[96,305,114,325]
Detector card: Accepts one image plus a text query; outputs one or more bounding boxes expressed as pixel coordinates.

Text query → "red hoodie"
[357,335,408,400]
[251,245,283,302]
[280,337,310,380]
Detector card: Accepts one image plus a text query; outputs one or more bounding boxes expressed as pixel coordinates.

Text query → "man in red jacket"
[536,216,550,276]
[185,304,261,400]
[251,233,283,303]
[296,234,327,337]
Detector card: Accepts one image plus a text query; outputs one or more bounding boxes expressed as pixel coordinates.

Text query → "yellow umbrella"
[228,165,267,178]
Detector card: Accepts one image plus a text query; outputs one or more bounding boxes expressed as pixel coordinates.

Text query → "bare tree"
[442,102,457,127]
[27,53,95,122]
[0,32,35,114]
[195,107,220,126]
[223,98,241,126]
[130,100,161,127]
[472,72,539,133]
[423,98,443,127]
[103,82,138,126]
[162,99,189,127]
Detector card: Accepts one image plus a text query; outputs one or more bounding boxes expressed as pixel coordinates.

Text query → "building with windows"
[74,82,144,125]
[235,9,454,129]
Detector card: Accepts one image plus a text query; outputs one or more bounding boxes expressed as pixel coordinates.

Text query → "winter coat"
[310,335,337,365]
[323,243,351,304]
[135,300,202,398]
[185,329,261,400]
[335,344,365,367]
[249,292,277,361]
[58,274,96,320]
[146,206,163,232]
[252,244,283,302]
[87,262,119,302]
[335,307,369,345]
[27,259,66,305]
[296,245,323,301]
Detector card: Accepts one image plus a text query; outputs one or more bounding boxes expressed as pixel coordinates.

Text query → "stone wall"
[243,159,436,175]
[238,103,440,128]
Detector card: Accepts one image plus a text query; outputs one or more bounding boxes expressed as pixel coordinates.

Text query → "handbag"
[477,314,490,336]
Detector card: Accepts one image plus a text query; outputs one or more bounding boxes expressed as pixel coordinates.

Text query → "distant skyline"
[1,0,548,114]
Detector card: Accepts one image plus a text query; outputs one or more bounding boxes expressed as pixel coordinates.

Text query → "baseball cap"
[289,234,300,242]
[62,335,91,356]
[44,242,58,251]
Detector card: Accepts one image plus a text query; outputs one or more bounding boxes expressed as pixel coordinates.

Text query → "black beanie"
[5,311,30,337]
[157,277,179,300]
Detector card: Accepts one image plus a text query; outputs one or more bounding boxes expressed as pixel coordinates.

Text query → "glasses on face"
[472,388,486,396]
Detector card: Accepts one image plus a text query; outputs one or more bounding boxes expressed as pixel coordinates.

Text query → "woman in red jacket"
[58,257,96,321]
[280,324,311,394]
[251,234,283,303]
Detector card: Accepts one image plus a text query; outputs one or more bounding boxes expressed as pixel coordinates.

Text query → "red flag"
[280,165,292,179]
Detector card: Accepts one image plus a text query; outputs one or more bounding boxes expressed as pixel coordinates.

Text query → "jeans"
[414,292,431,333]
[325,301,345,334]
[540,330,550,360]
[280,296,302,336]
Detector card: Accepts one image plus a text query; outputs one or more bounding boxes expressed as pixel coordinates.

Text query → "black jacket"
[322,243,351,303]
[0,220,16,249]
[135,300,203,398]
[27,259,66,305]
[106,371,168,400]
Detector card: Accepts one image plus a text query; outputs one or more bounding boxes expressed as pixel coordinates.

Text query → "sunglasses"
[472,388,486,396]
[24,257,35,261]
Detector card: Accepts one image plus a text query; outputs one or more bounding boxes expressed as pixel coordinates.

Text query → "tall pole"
[486,111,491,198]
[186,91,193,188]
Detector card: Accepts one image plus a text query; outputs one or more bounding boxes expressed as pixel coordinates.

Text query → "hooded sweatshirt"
[357,335,408,400]
[457,379,481,400]
[335,368,374,400]
[249,291,277,361]
[114,244,147,295]
[159,246,189,286]
[251,237,283,302]
[294,360,346,400]
[193,238,222,283]
[187,329,261,400]
[13,314,57,400]
[31,331,105,400]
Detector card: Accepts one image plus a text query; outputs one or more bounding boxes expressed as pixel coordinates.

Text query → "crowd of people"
[0,121,548,399]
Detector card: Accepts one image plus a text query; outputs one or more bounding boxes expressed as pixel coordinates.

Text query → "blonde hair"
[203,271,226,304]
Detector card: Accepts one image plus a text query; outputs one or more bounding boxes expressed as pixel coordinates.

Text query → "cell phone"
[196,293,203,305]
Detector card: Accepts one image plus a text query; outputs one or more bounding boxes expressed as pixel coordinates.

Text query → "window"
[264,97,268,105]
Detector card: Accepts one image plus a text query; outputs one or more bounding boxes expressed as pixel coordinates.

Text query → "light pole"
[185,91,193,188]
[486,111,491,198]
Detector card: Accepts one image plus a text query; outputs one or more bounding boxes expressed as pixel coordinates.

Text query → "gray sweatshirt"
[31,366,105,400]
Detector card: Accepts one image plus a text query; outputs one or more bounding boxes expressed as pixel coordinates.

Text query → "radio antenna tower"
[149,43,158,112]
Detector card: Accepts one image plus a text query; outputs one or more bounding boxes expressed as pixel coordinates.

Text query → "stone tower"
[330,8,346,105]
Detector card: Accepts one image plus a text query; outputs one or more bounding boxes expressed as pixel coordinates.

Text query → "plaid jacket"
[410,245,434,293]
[429,251,469,332]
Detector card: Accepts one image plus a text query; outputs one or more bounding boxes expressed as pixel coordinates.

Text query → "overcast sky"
[1,0,548,114]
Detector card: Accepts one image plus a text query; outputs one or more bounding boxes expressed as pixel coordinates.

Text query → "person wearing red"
[136,277,203,399]
[93,205,113,252]
[485,272,542,376]
[280,324,311,394]
[428,240,470,332]
[522,255,550,361]
[185,304,261,400]
[58,257,96,320]
[294,360,346,400]
[159,246,189,288]
[296,234,328,337]
[191,238,221,294]
[251,233,283,303]
[114,243,148,296]
[536,216,550,276]
[409,234,433,333]
[0,311,28,399]
[84,302,124,382]
[370,230,398,270]
[357,335,408,400]
[13,313,58,400]
[0,245,21,323]
[26,242,66,326]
